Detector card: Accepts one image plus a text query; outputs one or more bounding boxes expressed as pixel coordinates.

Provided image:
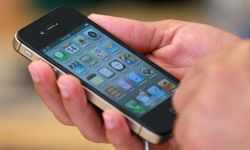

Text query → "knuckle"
[82,133,104,143]
[84,136,95,142]
[60,121,72,126]
[79,125,106,143]
[158,19,185,29]
[57,117,73,126]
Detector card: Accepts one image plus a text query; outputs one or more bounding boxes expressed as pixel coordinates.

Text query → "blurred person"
[204,0,250,38]
[28,15,250,150]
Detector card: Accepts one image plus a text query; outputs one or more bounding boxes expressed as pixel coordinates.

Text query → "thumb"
[88,14,159,54]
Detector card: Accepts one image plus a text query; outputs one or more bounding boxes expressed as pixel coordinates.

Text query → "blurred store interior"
[0,0,249,150]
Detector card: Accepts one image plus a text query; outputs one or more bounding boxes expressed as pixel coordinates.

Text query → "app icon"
[63,43,80,54]
[80,55,97,66]
[110,60,126,71]
[158,79,176,91]
[127,72,144,84]
[105,86,122,98]
[53,51,69,61]
[91,48,108,60]
[68,61,86,74]
[103,42,119,53]
[141,67,155,76]
[84,29,100,40]
[147,86,165,98]
[87,74,104,86]
[119,53,137,65]
[73,35,90,47]
[136,91,154,106]
[98,67,115,78]
[125,100,145,114]
[117,80,133,91]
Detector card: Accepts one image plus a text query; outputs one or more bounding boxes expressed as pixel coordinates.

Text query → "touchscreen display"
[43,23,178,117]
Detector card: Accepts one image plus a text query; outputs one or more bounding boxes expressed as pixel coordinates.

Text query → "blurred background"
[0,0,249,150]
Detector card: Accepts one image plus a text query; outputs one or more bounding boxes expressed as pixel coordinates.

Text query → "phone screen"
[42,23,178,117]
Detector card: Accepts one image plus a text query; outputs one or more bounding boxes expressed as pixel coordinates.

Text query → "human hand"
[27,14,240,150]
[174,41,250,150]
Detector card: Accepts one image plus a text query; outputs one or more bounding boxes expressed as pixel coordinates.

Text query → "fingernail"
[28,65,40,83]
[58,81,70,99]
[103,112,114,130]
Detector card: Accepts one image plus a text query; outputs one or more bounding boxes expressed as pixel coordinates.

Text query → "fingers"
[57,75,107,143]
[102,109,144,150]
[88,14,162,53]
[28,60,73,125]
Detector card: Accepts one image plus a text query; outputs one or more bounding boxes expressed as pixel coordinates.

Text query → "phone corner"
[12,33,21,52]
[139,127,172,144]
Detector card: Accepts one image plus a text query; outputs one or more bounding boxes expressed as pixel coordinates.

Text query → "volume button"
[19,46,34,60]
[19,44,41,61]
[24,49,33,57]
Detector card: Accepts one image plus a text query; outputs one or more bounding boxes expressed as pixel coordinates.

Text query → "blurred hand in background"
[174,40,250,150]
[28,14,240,150]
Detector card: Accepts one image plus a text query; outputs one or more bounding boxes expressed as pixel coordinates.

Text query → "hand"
[174,41,250,150]
[27,14,240,150]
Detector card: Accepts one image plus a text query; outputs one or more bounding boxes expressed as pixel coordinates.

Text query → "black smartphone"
[13,6,179,144]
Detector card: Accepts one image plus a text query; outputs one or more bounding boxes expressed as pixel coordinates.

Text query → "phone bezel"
[17,6,179,135]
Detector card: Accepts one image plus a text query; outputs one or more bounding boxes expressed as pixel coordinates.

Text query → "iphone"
[13,6,179,144]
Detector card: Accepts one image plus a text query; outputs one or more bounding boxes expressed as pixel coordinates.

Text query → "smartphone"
[13,6,179,144]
